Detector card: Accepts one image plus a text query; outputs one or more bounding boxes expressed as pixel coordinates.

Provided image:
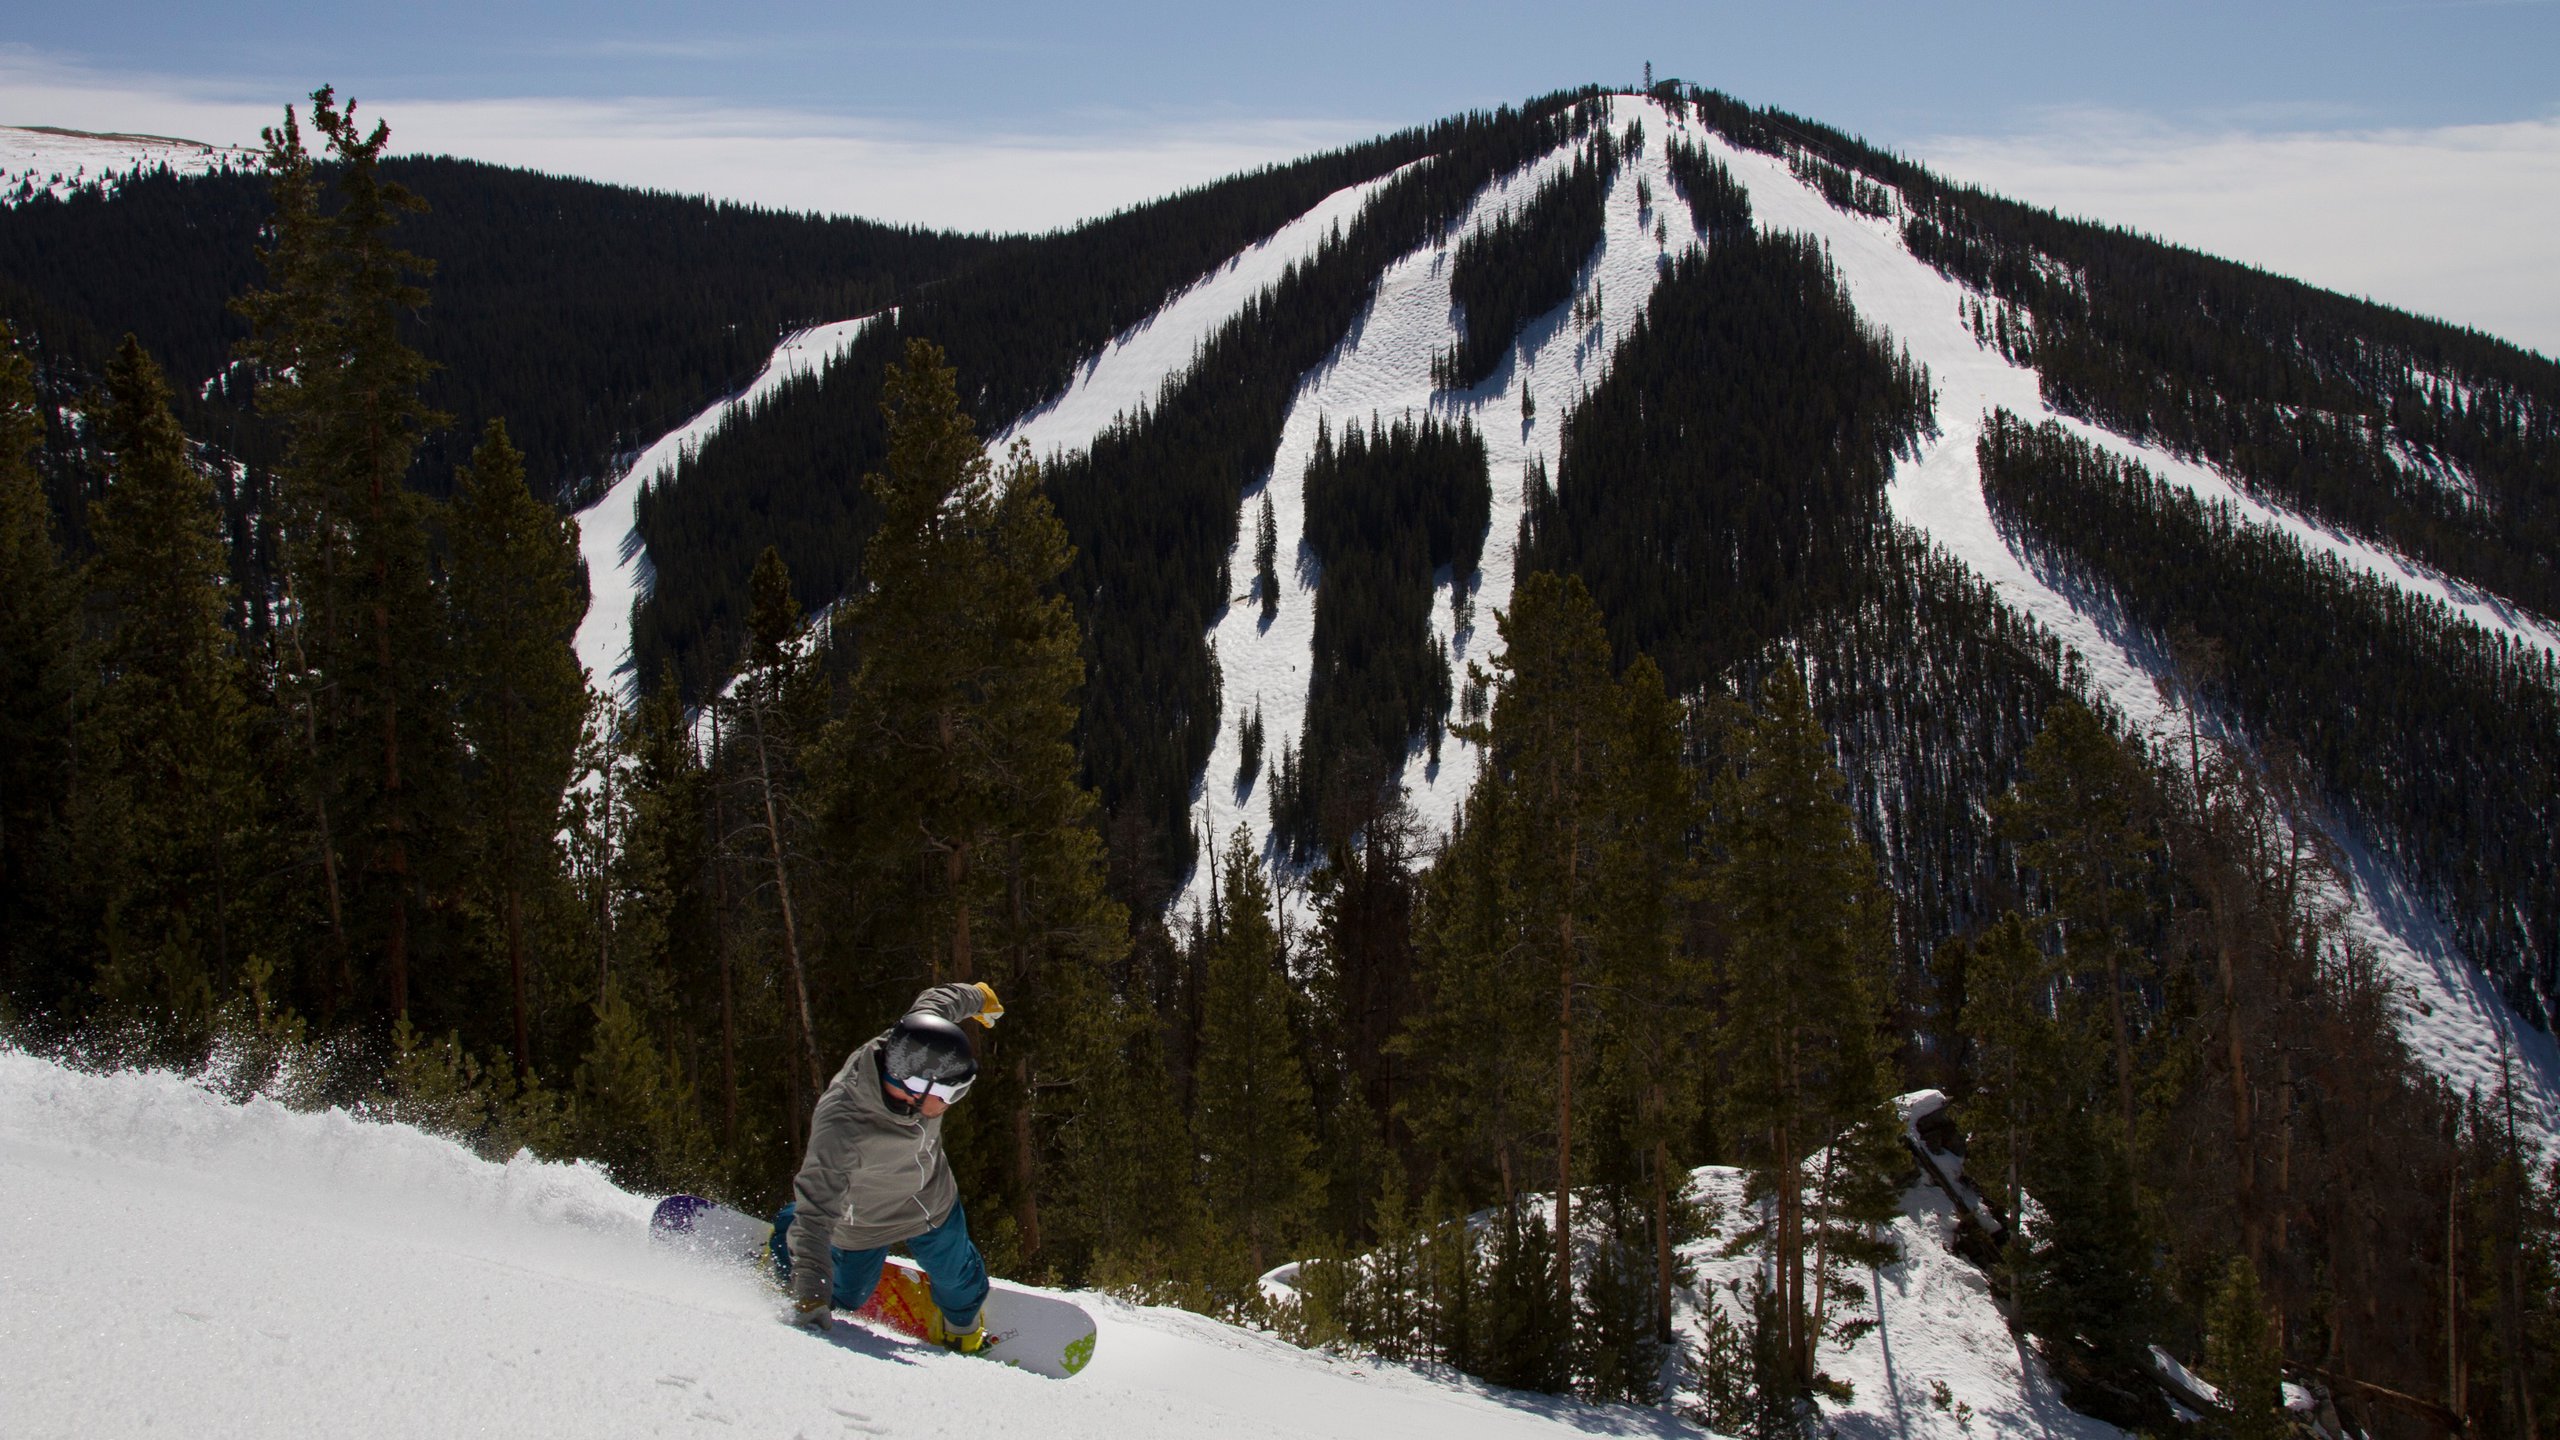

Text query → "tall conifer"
[449,420,585,1073]
[1705,658,1892,1395]
[237,88,454,1023]
[1194,828,1322,1273]
[76,336,262,1040]
[817,339,1126,1261]
[0,322,82,1011]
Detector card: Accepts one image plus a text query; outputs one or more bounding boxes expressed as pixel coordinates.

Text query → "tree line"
[1675,82,2560,641]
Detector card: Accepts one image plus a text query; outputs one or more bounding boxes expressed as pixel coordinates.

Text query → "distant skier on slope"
[770,982,1004,1352]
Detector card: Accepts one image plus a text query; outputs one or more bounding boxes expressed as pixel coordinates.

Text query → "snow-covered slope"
[1678,1164,2124,1440]
[1181,95,1692,916]
[1000,166,1416,459]
[0,1048,1686,1440]
[573,316,882,701]
[1658,114,2560,1143]
[999,93,2555,1151]
[1,126,253,203]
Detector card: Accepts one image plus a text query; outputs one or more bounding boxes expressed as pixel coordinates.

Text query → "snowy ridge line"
[1001,164,1420,460]
[0,1046,1685,1439]
[571,314,883,701]
[1670,120,2560,1147]
[1,125,254,205]
[1181,95,1694,920]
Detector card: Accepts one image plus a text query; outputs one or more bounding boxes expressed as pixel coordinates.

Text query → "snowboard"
[650,1194,1097,1379]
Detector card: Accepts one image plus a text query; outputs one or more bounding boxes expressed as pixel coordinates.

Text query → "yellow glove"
[966,981,1004,1027]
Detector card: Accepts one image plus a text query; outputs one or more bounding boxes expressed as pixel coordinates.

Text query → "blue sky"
[13,1,2557,138]
[7,2,2558,350]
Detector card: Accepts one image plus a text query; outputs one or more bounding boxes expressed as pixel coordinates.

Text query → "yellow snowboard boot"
[934,1312,990,1355]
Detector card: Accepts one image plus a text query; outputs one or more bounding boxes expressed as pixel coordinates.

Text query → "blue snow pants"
[769,1198,989,1331]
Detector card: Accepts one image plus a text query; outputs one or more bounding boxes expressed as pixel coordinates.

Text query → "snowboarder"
[771,981,1004,1351]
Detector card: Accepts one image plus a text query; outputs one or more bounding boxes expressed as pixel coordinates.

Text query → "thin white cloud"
[10,44,2554,353]
[0,45,1376,233]
[1915,108,2560,358]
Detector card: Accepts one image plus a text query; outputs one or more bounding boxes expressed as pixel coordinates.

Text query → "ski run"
[569,95,2557,1148]
[0,1046,2111,1440]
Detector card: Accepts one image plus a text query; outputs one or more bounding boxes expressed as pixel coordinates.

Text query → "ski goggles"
[898,1073,974,1105]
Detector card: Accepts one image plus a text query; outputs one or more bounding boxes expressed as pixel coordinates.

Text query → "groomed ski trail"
[572,316,882,702]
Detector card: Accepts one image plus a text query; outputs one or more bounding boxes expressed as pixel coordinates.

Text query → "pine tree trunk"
[1554,909,1575,1306]
[751,699,822,1096]
[712,715,738,1144]
[506,884,530,1075]
[1006,855,1039,1257]
[1653,1136,1674,1344]
[1012,1052,1041,1257]
[597,737,614,994]
[1809,1143,1835,1348]
[2105,946,2134,1146]
[948,841,973,981]
[283,591,351,1014]
[2217,925,2258,1264]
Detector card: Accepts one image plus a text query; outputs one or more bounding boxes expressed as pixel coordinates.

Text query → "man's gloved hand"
[784,1294,832,1330]
[966,981,1004,1028]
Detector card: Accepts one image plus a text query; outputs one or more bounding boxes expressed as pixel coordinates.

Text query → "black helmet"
[881,1012,977,1102]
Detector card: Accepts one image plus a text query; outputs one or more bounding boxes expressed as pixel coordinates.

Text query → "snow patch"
[0,125,253,204]
[1679,1165,2129,1440]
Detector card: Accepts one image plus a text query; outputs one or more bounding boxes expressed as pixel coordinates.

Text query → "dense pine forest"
[4,79,2559,1440]
[0,149,992,513]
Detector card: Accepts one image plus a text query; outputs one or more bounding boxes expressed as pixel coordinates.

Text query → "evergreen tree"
[2204,1255,2286,1440]
[1998,698,2159,1148]
[1590,653,1702,1345]
[1479,572,1623,1300]
[0,321,82,1014]
[1705,658,1893,1395]
[75,336,263,1044]
[575,981,712,1195]
[1955,911,2059,1232]
[1401,779,1542,1195]
[816,338,1128,1264]
[729,544,824,1098]
[448,419,585,1074]
[237,89,456,1024]
[1193,828,1322,1274]
[2019,1100,2163,1426]
[615,664,719,1116]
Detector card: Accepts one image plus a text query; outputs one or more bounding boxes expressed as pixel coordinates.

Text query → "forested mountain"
[6,79,2558,1440]
[0,153,993,512]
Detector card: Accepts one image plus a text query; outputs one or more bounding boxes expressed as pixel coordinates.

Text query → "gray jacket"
[786,983,983,1303]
